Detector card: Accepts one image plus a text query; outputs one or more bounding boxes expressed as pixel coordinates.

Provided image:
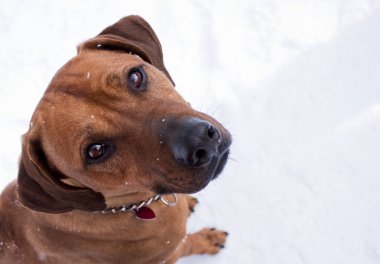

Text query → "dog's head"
[17,16,232,213]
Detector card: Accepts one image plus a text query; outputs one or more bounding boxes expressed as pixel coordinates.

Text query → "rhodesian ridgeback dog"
[0,16,231,263]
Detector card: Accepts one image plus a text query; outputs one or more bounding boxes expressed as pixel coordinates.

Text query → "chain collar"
[98,193,178,214]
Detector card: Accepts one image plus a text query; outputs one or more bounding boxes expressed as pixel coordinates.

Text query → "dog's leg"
[185,195,198,215]
[164,228,228,263]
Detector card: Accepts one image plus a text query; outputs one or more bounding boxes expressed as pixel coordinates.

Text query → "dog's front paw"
[189,227,228,255]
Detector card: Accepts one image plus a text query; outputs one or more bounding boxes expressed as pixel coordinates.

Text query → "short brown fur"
[0,16,231,263]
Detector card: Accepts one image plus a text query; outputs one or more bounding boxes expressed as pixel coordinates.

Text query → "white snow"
[1,0,380,263]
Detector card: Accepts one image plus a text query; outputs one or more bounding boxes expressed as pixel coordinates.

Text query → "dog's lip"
[208,134,231,179]
[211,149,230,180]
[218,135,232,154]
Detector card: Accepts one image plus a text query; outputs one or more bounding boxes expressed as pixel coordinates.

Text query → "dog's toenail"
[214,243,224,248]
[224,231,229,236]
[210,228,216,231]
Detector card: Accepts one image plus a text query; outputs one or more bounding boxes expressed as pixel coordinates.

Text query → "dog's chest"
[26,196,189,263]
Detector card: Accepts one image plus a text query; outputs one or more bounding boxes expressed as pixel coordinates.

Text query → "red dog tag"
[135,206,156,220]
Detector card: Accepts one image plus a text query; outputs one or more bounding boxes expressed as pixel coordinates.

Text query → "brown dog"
[0,16,231,263]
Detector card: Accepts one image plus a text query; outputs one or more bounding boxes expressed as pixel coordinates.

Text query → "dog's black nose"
[167,118,221,167]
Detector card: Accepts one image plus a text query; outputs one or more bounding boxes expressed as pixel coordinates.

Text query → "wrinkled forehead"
[32,49,181,138]
[32,54,130,126]
[49,51,145,92]
[33,51,164,130]
[39,51,156,118]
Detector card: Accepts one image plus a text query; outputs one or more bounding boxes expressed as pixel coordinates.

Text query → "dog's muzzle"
[168,118,221,167]
[163,118,230,170]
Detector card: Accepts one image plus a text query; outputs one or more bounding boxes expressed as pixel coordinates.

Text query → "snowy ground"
[1,1,380,263]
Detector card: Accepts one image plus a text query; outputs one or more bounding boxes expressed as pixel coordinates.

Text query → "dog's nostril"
[207,125,221,143]
[207,125,216,139]
[195,149,206,160]
[193,149,208,166]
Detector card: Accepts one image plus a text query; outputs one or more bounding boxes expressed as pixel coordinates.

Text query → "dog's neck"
[97,193,178,220]
[61,178,179,219]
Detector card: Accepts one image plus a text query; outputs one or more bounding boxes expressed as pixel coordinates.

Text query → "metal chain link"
[99,194,178,214]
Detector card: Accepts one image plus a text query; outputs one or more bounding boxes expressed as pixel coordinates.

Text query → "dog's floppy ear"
[80,15,175,86]
[17,127,106,214]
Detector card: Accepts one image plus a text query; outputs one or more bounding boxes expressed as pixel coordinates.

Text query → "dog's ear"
[17,127,106,214]
[79,15,175,86]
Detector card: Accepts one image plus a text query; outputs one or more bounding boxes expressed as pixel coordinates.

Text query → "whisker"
[228,157,238,162]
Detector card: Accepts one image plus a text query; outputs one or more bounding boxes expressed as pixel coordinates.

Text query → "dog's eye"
[127,67,146,91]
[85,142,115,165]
[129,70,143,86]
[87,144,106,160]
